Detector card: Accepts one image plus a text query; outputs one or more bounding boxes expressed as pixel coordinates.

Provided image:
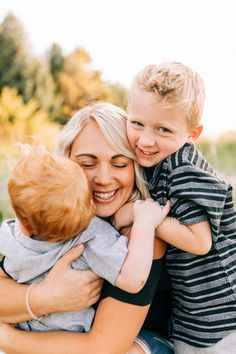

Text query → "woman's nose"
[94,165,113,185]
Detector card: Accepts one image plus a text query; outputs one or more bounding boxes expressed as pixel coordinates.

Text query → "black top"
[99,258,171,338]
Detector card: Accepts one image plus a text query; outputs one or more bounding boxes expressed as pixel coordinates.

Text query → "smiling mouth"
[137,147,158,156]
[93,191,116,200]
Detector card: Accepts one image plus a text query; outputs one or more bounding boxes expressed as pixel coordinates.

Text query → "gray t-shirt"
[0,217,129,332]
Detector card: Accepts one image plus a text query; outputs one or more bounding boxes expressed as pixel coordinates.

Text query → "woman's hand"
[31,245,103,316]
[0,245,102,323]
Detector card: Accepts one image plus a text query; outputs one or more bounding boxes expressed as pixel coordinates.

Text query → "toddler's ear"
[17,219,32,237]
[187,124,203,142]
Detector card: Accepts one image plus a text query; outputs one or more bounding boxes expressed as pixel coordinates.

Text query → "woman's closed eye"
[76,160,97,169]
[112,157,132,169]
[112,163,128,168]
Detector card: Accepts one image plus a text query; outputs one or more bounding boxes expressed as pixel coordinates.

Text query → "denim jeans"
[135,329,174,354]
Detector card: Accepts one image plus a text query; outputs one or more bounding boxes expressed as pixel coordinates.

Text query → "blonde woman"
[0,103,173,354]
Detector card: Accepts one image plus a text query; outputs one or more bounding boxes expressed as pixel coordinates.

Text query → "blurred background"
[0,0,236,221]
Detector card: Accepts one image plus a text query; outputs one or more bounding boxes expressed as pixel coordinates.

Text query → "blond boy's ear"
[187,124,203,142]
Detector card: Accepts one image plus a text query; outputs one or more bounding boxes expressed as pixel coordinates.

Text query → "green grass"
[0,159,14,223]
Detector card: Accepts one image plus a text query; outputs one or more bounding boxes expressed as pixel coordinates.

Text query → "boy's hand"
[112,202,134,231]
[133,199,170,229]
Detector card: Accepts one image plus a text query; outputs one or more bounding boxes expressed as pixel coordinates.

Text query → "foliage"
[47,43,65,81]
[0,13,30,99]
[197,132,236,174]
[55,48,128,124]
[0,13,128,126]
[0,86,59,149]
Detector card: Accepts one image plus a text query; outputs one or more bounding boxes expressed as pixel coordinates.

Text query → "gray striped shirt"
[145,143,236,348]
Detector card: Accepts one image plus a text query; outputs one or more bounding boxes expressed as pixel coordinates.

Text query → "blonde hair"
[8,144,95,242]
[56,102,149,201]
[131,62,206,129]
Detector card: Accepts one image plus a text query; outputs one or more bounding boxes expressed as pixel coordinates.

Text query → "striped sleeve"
[168,163,229,240]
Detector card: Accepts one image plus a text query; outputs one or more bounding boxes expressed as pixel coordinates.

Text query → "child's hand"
[112,202,134,230]
[133,199,170,229]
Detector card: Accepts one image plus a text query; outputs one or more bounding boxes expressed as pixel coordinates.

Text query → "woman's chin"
[95,204,116,218]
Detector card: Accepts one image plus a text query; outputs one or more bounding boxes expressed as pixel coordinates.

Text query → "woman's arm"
[0,296,149,354]
[0,245,102,323]
[0,238,164,354]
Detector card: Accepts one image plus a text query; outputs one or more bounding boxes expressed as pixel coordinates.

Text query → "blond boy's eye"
[160,127,170,133]
[132,121,143,127]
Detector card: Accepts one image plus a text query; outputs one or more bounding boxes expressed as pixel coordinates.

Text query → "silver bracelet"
[25,283,44,323]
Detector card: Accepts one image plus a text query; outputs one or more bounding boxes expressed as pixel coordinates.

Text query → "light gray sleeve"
[75,231,129,285]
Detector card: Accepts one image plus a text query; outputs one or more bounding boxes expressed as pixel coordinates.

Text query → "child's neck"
[17,219,32,238]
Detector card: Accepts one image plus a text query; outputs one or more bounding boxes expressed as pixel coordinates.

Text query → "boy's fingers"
[55,245,84,270]
[163,201,171,213]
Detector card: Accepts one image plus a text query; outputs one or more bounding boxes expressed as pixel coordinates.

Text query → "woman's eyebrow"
[111,154,127,160]
[74,153,127,159]
[75,153,97,159]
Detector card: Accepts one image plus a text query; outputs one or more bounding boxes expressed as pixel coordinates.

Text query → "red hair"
[8,144,95,242]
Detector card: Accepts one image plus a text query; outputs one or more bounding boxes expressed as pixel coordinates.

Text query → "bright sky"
[1,0,236,138]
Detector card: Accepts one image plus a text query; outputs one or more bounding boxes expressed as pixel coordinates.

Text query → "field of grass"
[0,158,14,222]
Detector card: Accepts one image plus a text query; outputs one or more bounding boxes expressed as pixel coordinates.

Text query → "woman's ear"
[187,124,203,142]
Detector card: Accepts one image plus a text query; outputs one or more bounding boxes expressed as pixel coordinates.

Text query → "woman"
[0,103,173,354]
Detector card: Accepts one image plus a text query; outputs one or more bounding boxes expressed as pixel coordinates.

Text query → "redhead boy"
[122,62,236,353]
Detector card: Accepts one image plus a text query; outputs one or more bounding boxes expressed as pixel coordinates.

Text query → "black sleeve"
[0,256,12,278]
[99,259,165,306]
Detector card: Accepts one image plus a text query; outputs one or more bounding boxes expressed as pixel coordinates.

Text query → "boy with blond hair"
[0,144,169,333]
[116,62,236,353]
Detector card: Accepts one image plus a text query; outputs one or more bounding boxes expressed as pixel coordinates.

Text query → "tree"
[0,87,59,149]
[47,43,65,80]
[103,82,128,110]
[0,13,29,98]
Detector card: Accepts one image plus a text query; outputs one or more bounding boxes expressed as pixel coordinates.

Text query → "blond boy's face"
[127,87,193,168]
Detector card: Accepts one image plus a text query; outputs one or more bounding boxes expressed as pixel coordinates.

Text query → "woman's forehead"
[71,121,119,157]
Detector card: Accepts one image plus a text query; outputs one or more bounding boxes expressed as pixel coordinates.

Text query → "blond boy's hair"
[8,144,95,242]
[131,62,206,129]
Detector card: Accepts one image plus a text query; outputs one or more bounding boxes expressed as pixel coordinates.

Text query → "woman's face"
[70,120,135,218]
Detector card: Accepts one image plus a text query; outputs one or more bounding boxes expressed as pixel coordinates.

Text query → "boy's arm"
[115,199,170,293]
[155,216,212,255]
[112,199,211,255]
